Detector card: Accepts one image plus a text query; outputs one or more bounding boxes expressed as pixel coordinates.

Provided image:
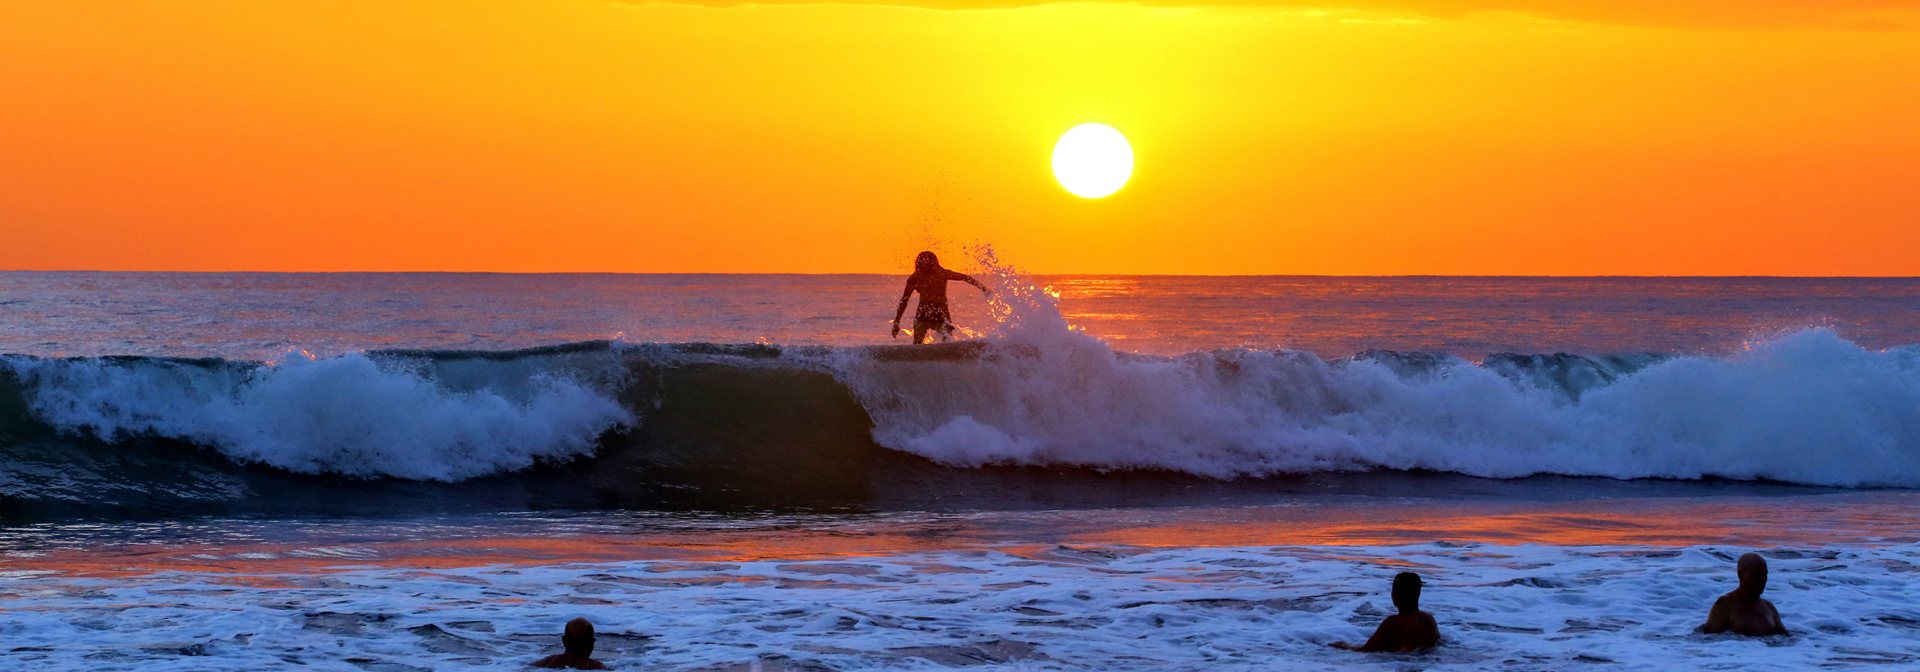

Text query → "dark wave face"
[2,324,1917,522]
[0,343,875,519]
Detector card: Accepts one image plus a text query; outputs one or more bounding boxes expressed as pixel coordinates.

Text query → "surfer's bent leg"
[912,319,933,344]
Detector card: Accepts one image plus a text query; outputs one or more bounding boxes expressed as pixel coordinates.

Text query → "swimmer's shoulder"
[1413,611,1440,645]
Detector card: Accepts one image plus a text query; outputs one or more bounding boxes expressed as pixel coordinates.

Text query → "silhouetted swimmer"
[1331,572,1441,653]
[1700,552,1789,637]
[891,251,989,344]
[531,618,608,670]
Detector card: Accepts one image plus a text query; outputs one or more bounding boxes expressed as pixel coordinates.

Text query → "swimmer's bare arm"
[1700,594,1733,634]
[1353,616,1400,652]
[1330,616,1393,651]
[892,278,918,337]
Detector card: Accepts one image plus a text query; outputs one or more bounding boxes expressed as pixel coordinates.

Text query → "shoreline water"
[8,490,1916,580]
[5,529,1917,669]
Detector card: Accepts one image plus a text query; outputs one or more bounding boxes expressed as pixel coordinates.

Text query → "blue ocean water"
[4,270,1920,670]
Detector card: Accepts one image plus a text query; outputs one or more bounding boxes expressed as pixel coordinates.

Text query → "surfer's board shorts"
[913,318,955,341]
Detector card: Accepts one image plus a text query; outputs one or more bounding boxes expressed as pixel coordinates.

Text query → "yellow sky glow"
[2,0,1918,274]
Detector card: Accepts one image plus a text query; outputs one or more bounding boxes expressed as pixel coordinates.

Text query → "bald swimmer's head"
[1390,572,1423,613]
[1736,553,1770,599]
[562,618,596,657]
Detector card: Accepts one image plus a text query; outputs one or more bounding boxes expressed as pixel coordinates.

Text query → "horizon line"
[5,269,1920,280]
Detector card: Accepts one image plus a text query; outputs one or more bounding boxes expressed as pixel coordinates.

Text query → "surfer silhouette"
[891,251,989,344]
[1331,572,1441,653]
[531,618,608,669]
[1700,553,1790,637]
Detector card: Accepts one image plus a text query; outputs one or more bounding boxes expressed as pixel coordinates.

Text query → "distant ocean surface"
[8,272,1920,359]
[4,269,1920,670]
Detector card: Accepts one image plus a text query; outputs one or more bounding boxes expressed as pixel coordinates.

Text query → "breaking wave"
[1,250,1917,517]
[827,252,1920,487]
[3,348,633,481]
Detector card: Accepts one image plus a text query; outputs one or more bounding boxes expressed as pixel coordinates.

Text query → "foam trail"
[829,248,1920,487]
[8,539,1919,671]
[3,351,632,481]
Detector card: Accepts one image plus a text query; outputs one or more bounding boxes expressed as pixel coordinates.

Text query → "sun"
[1051,124,1134,199]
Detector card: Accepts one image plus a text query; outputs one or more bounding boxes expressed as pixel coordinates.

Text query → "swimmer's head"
[1391,572,1423,612]
[1736,553,1769,598]
[915,251,939,271]
[561,617,596,656]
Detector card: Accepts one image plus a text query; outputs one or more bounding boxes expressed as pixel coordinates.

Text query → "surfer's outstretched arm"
[891,279,916,338]
[950,271,990,295]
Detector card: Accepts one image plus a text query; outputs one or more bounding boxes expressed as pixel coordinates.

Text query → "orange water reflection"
[8,495,1917,581]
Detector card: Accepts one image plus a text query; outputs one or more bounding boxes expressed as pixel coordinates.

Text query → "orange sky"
[3,0,1918,275]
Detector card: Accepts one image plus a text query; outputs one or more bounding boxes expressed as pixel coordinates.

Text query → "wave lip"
[3,349,633,481]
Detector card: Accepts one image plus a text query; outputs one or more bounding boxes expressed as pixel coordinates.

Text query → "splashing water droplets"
[963,244,1087,344]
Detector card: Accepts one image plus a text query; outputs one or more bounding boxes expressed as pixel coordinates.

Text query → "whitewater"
[6,538,1920,671]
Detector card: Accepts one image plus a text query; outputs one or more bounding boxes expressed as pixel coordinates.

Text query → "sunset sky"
[3,0,1917,275]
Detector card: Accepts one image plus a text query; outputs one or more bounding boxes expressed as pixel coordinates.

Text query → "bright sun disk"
[1052,124,1133,198]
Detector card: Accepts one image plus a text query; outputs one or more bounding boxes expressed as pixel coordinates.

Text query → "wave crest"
[3,351,632,481]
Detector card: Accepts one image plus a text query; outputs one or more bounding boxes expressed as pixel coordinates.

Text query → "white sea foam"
[3,541,1916,670]
[830,249,1920,487]
[2,351,632,481]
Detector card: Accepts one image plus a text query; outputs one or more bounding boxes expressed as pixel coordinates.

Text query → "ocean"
[2,264,1918,670]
